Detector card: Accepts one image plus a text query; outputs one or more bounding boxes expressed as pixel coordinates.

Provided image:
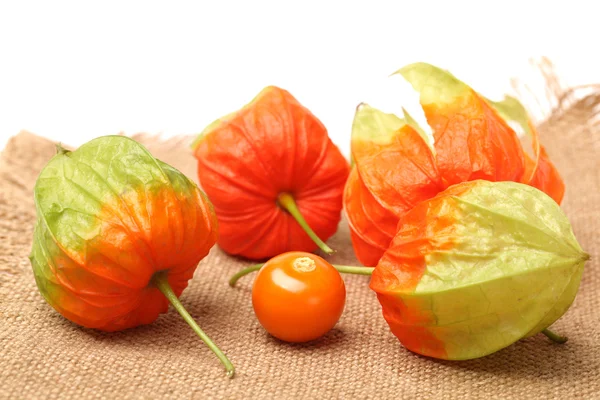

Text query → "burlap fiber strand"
[1,76,599,400]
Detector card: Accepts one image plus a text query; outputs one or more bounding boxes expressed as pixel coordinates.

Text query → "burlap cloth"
[1,86,599,400]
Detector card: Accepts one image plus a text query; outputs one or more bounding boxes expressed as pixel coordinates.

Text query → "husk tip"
[55,143,70,155]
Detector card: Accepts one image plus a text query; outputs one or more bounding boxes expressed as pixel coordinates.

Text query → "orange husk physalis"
[192,86,350,260]
[345,63,565,266]
[30,136,235,377]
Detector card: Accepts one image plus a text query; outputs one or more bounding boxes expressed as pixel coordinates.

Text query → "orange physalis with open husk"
[344,105,443,266]
[345,63,565,266]
[192,86,350,260]
[30,136,235,377]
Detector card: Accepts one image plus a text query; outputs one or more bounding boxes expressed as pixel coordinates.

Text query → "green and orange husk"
[344,63,565,267]
[370,180,588,359]
[30,136,234,377]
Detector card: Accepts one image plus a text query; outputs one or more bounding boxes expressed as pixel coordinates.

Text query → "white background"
[0,1,598,156]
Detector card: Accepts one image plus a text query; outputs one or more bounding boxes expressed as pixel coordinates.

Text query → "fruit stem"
[277,192,334,255]
[229,264,263,287]
[151,271,235,378]
[229,263,374,287]
[335,265,375,275]
[542,328,568,344]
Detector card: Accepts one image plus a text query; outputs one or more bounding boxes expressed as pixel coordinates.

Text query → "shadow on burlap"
[1,82,599,399]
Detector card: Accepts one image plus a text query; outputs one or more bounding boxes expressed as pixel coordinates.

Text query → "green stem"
[151,271,235,378]
[334,265,375,275]
[229,264,263,287]
[277,192,334,255]
[542,328,568,344]
[229,263,374,287]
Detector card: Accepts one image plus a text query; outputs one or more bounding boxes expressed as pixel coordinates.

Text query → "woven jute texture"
[1,89,599,399]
